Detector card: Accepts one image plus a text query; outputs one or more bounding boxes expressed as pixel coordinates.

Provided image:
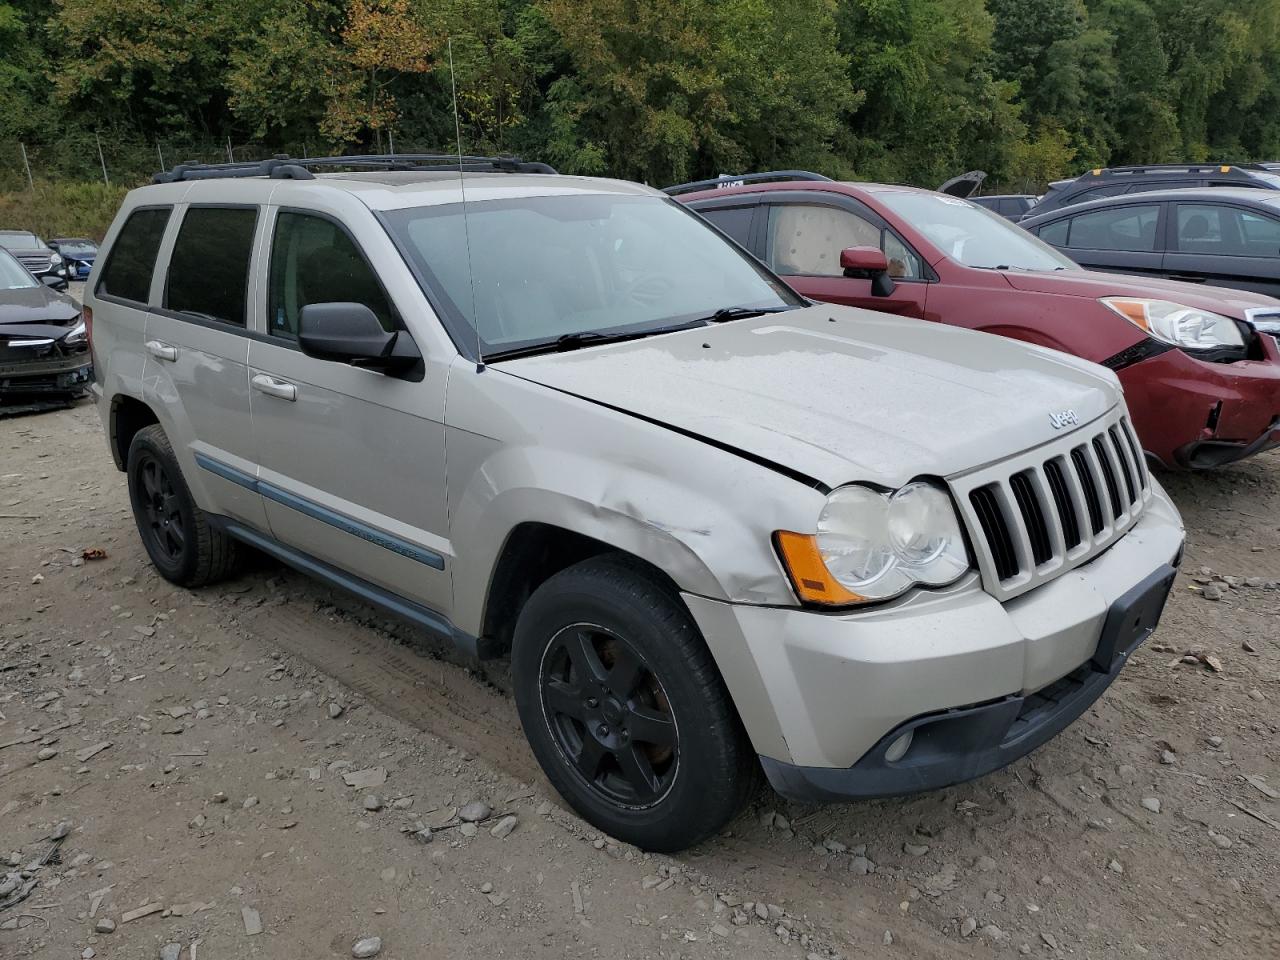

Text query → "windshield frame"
[876,191,1080,272]
[376,193,805,363]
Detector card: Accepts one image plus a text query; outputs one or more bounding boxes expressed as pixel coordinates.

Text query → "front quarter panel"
[444,358,826,636]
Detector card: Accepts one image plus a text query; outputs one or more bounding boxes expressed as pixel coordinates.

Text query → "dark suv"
[1031,164,1280,219]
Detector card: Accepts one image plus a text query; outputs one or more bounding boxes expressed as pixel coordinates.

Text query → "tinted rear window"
[166,207,258,326]
[697,205,755,247]
[97,208,171,304]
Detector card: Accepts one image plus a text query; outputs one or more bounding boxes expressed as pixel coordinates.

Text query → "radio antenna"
[448,37,483,371]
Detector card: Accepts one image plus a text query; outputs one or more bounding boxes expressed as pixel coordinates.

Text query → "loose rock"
[490,815,518,839]
[352,936,382,958]
[459,801,491,823]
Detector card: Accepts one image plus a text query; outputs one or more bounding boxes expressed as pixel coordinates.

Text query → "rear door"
[1051,201,1166,277]
[1164,201,1280,298]
[144,203,268,530]
[756,194,930,317]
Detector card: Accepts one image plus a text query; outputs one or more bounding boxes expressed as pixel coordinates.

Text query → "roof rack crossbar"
[152,153,557,184]
[662,170,832,196]
[1085,163,1241,177]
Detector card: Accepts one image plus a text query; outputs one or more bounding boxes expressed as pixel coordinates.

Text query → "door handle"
[145,340,177,361]
[251,374,297,402]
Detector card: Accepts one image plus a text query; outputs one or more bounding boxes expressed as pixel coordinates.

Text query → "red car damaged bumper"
[1120,336,1280,469]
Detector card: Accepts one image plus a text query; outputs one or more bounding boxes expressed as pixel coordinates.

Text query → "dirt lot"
[2,398,1278,960]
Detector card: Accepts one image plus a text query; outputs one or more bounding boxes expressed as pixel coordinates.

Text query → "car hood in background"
[503,305,1119,488]
[1000,268,1280,318]
[0,285,80,326]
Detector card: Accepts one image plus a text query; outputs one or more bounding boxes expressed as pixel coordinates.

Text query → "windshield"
[56,241,95,255]
[383,193,802,357]
[877,192,1078,271]
[0,232,41,251]
[0,250,38,289]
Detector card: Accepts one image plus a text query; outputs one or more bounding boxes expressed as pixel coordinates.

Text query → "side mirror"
[840,246,896,297]
[297,302,421,375]
[42,274,68,291]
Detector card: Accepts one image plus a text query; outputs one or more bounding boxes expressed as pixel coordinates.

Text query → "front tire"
[512,555,754,852]
[126,424,240,587]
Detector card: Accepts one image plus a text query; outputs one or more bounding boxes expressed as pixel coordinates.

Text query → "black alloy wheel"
[538,623,679,808]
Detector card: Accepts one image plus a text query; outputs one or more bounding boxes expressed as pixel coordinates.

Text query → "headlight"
[50,253,62,264]
[1101,298,1243,351]
[776,482,970,605]
[64,319,86,345]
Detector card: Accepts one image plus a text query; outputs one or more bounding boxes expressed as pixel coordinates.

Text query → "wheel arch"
[479,521,685,659]
[109,393,160,470]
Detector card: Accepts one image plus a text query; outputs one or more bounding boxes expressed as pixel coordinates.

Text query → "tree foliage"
[5,0,1280,191]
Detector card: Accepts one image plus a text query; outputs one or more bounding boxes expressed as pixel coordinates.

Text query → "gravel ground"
[1,399,1277,960]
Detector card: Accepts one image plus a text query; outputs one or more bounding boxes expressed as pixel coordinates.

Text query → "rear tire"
[511,554,754,852]
[126,424,240,587]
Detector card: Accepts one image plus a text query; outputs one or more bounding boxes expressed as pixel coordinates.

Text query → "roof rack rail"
[662,170,832,196]
[153,153,558,184]
[1082,163,1241,178]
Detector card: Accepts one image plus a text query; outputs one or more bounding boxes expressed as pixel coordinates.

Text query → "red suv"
[671,172,1280,469]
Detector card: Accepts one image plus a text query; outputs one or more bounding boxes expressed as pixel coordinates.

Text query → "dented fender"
[444,360,827,637]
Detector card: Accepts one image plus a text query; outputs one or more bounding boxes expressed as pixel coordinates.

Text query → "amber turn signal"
[774,531,867,606]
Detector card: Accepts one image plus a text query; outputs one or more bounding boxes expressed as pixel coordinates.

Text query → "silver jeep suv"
[86,155,1185,852]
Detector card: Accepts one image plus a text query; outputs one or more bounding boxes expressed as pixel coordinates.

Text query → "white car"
[84,154,1185,851]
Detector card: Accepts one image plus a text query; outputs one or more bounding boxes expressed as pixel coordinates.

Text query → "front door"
[246,208,452,615]
[761,201,930,317]
[1164,202,1280,298]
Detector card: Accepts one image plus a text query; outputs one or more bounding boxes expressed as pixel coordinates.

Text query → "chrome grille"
[952,409,1150,602]
[16,254,51,272]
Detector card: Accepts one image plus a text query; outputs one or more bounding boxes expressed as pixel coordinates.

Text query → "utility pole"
[19,142,34,191]
[95,132,109,184]
[157,142,165,172]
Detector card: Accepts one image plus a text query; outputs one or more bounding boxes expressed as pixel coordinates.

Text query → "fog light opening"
[884,729,914,763]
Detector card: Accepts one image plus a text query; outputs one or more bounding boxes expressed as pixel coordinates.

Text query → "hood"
[938,170,987,198]
[1001,268,1280,318]
[502,305,1121,488]
[0,285,80,327]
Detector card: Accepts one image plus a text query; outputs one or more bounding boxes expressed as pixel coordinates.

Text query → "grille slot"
[1043,458,1081,550]
[956,409,1149,597]
[1092,436,1123,519]
[1109,427,1137,504]
[970,486,1018,581]
[1010,471,1052,566]
[1071,447,1105,534]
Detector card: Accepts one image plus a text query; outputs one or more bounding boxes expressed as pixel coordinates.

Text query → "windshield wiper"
[700,305,794,324]
[486,329,658,362]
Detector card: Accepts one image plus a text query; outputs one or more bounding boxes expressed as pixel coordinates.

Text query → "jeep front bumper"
[684,483,1185,800]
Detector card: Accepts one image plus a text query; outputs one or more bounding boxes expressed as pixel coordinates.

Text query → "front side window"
[97,208,170,304]
[383,194,802,357]
[1176,204,1280,257]
[876,192,1078,271]
[166,207,257,326]
[1065,205,1159,252]
[268,212,396,338]
[765,204,922,279]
